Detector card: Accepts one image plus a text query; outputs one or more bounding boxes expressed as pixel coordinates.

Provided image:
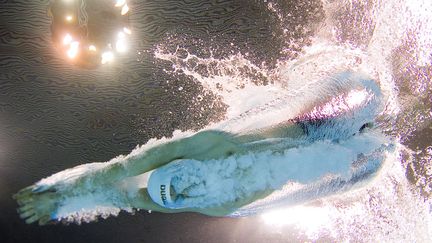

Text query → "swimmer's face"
[169,185,187,202]
[169,185,177,199]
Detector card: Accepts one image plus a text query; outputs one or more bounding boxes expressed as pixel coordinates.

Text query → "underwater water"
[1,0,431,242]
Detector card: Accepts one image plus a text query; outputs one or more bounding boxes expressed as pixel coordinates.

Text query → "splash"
[19,0,432,240]
[151,0,432,240]
[261,145,432,242]
[149,132,390,209]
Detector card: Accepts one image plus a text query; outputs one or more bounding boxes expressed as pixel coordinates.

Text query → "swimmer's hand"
[13,185,64,225]
[13,162,124,225]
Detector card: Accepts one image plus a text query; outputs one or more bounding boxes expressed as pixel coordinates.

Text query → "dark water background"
[0,0,430,242]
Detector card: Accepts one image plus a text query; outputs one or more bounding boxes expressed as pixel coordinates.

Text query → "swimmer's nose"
[170,185,177,199]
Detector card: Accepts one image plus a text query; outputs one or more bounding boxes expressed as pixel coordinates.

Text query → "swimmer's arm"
[105,130,244,180]
[101,123,304,181]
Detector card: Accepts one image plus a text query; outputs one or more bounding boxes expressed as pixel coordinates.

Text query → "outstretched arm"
[97,130,245,182]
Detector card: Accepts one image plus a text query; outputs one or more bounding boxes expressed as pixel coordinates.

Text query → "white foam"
[163,131,389,209]
[261,145,432,241]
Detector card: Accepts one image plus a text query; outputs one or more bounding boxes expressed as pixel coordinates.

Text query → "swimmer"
[14,74,384,225]
[14,115,380,225]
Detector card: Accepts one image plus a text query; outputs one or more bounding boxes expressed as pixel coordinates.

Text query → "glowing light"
[346,89,369,107]
[121,4,129,15]
[65,15,73,22]
[123,27,131,35]
[63,34,73,45]
[115,39,127,53]
[262,206,331,231]
[101,51,114,64]
[67,41,80,59]
[115,32,127,53]
[118,31,126,39]
[300,89,373,121]
[88,45,97,51]
[115,0,126,7]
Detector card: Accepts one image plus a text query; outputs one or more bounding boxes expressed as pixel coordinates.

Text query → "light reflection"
[262,206,331,231]
[345,89,369,107]
[118,32,126,39]
[121,4,129,15]
[116,39,127,53]
[101,51,114,64]
[67,41,79,59]
[63,34,73,45]
[116,31,127,52]
[115,0,126,7]
[50,0,131,68]
[301,89,372,121]
[123,27,131,35]
[88,45,97,51]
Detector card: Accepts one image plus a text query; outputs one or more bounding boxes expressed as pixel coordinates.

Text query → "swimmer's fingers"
[13,186,35,199]
[14,186,62,225]
[19,209,35,219]
[38,215,52,226]
[17,196,34,207]
[15,191,35,206]
[25,214,40,224]
[17,204,33,214]
[17,203,38,223]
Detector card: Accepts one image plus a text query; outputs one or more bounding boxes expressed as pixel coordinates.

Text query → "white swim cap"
[147,162,184,209]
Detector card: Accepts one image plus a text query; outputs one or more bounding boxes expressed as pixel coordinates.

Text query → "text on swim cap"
[160,185,167,204]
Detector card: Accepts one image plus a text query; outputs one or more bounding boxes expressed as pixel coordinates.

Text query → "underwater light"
[115,0,126,7]
[116,39,127,53]
[49,0,131,68]
[262,206,331,229]
[88,45,97,51]
[65,15,73,22]
[63,34,73,45]
[67,41,79,59]
[121,4,129,15]
[101,51,114,64]
[123,27,131,35]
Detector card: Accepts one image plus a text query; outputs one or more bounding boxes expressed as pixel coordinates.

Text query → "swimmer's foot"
[13,185,64,225]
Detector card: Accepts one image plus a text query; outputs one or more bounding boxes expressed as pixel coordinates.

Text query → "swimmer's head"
[148,159,206,209]
[147,161,187,209]
[147,169,174,208]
